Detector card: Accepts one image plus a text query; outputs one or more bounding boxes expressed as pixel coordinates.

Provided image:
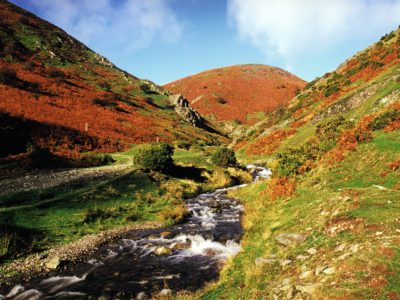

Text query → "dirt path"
[0,163,131,196]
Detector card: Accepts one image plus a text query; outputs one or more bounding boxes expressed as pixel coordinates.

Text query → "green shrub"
[369,111,400,131]
[133,142,174,171]
[83,207,112,223]
[48,69,65,78]
[175,140,191,150]
[211,147,237,167]
[23,61,35,71]
[316,116,353,141]
[324,84,340,97]
[276,149,305,177]
[0,224,42,260]
[28,146,54,167]
[100,154,115,164]
[370,61,384,70]
[276,117,353,176]
[139,83,151,93]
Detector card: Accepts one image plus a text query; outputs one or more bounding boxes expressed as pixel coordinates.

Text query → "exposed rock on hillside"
[169,94,205,127]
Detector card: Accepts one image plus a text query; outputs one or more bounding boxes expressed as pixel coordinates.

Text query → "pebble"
[306,247,317,255]
[323,267,335,275]
[255,257,276,266]
[296,254,309,261]
[276,233,306,247]
[281,259,292,267]
[295,284,317,294]
[299,270,312,279]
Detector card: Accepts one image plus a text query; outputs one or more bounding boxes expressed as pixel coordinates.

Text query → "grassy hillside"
[0,0,224,165]
[164,64,306,129]
[179,28,400,299]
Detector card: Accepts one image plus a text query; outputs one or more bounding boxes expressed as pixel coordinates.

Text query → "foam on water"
[39,276,85,293]
[0,166,270,299]
[12,289,41,300]
[5,285,24,298]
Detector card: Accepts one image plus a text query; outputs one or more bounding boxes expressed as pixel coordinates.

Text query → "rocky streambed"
[0,166,270,300]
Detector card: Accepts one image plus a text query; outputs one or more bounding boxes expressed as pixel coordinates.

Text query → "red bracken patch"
[246,128,297,155]
[262,177,296,201]
[388,158,400,171]
[164,65,306,124]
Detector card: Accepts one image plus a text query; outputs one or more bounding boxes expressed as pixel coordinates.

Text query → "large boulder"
[169,94,205,127]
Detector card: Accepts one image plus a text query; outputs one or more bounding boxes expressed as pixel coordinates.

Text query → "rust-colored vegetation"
[246,128,296,155]
[164,64,306,124]
[262,177,296,201]
[0,1,221,163]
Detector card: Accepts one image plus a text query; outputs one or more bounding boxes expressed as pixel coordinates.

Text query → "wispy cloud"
[26,0,183,55]
[228,0,400,62]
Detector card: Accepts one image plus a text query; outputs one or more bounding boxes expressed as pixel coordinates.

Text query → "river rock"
[173,242,191,250]
[45,256,60,269]
[136,292,148,299]
[276,233,306,247]
[160,231,173,239]
[155,246,172,256]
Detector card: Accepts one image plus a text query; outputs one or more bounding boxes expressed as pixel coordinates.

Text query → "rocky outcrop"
[140,80,170,96]
[169,94,205,127]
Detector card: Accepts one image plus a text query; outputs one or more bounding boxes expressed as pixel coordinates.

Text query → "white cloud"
[228,0,400,61]
[28,0,183,54]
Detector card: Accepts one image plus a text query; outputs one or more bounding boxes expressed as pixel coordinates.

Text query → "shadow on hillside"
[167,164,207,182]
[0,220,45,262]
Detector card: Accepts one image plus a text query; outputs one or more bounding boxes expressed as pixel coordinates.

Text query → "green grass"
[189,129,400,299]
[0,171,167,260]
[173,148,214,169]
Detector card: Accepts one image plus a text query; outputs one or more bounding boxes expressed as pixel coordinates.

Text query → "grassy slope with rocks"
[177,28,400,299]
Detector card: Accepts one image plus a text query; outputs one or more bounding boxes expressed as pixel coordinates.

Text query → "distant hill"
[0,0,223,161]
[164,64,306,126]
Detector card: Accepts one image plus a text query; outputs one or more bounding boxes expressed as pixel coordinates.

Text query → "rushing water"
[0,166,270,300]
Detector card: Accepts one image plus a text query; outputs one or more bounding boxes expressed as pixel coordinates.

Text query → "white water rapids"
[0,166,270,299]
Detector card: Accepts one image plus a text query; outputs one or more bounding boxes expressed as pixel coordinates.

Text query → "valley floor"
[0,146,252,288]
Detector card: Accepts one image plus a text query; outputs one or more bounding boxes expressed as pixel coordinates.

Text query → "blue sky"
[10,0,400,84]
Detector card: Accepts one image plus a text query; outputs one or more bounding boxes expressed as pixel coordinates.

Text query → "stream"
[0,166,270,300]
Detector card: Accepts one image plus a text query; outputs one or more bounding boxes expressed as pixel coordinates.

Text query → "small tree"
[211,147,237,167]
[134,142,174,171]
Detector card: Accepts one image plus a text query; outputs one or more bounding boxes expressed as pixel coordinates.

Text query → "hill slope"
[0,0,223,162]
[201,28,400,299]
[164,64,306,126]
